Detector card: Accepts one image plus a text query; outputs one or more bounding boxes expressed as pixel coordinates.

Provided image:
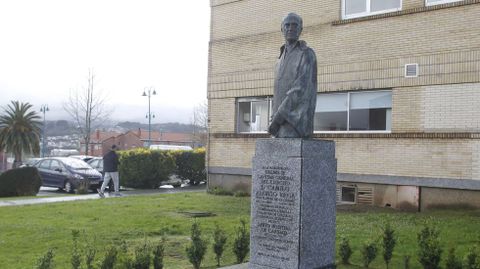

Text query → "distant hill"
[42,120,205,137]
[116,121,202,134]
[44,120,77,136]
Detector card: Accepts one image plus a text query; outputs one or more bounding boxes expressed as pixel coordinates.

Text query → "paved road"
[0,184,206,207]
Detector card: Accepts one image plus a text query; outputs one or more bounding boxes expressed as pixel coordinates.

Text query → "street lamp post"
[40,104,49,157]
[142,87,156,147]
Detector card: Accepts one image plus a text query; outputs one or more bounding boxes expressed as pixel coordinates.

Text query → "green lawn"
[0,192,479,268]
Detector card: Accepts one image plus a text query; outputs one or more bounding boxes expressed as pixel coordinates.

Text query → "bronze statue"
[268,13,318,138]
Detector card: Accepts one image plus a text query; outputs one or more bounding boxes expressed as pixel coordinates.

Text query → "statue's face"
[282,15,302,43]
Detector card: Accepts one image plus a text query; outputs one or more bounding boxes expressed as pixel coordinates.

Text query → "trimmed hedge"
[0,167,42,197]
[173,148,206,185]
[119,148,175,189]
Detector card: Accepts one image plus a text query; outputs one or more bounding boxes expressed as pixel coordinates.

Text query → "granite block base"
[250,139,337,269]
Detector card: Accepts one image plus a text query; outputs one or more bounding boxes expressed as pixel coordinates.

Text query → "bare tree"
[191,100,208,147]
[63,69,111,155]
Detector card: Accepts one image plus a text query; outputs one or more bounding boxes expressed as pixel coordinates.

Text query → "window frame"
[342,0,403,19]
[236,96,272,134]
[340,185,357,204]
[425,0,462,6]
[314,89,392,134]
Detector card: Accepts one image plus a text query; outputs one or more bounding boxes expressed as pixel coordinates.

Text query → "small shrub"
[186,220,208,269]
[133,241,151,269]
[35,249,55,269]
[85,246,96,269]
[116,240,133,269]
[71,230,81,269]
[382,224,396,269]
[464,246,480,269]
[213,224,228,267]
[100,246,118,269]
[445,247,463,269]
[0,167,41,197]
[233,219,250,264]
[83,232,96,269]
[417,226,443,269]
[339,236,353,264]
[361,240,378,268]
[207,186,233,196]
[153,237,166,269]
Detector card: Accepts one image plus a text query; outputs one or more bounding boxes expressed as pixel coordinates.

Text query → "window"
[315,93,348,131]
[39,160,51,169]
[341,185,357,203]
[237,97,272,133]
[342,0,401,19]
[426,0,462,6]
[50,160,62,171]
[315,90,392,132]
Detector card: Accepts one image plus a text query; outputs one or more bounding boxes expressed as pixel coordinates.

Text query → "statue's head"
[281,13,303,44]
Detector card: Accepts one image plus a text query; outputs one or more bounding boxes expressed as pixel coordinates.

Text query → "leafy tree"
[71,230,81,269]
[417,226,443,269]
[153,236,166,269]
[339,236,353,264]
[233,219,250,264]
[186,220,207,269]
[361,240,378,268]
[213,223,228,267]
[465,246,480,269]
[383,224,396,269]
[0,101,41,168]
[132,241,151,269]
[445,247,463,269]
[35,249,55,269]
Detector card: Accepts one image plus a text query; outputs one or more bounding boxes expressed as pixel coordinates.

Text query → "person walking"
[97,144,120,197]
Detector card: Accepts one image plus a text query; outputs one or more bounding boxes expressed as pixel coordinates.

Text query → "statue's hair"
[281,13,303,29]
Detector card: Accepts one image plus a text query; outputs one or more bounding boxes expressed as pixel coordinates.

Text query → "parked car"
[34,157,102,193]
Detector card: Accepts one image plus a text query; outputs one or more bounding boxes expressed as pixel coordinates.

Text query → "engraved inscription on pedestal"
[250,139,337,269]
[251,158,302,268]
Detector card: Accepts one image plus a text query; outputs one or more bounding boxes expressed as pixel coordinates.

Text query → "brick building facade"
[207,0,480,210]
[81,129,195,156]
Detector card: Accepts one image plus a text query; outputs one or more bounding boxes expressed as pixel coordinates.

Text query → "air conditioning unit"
[405,63,418,78]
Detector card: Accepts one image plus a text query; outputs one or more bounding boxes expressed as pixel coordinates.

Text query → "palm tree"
[0,101,41,168]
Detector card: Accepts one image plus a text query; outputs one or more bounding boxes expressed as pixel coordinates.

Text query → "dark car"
[34,157,103,193]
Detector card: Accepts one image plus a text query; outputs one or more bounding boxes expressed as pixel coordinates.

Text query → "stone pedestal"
[249,139,336,269]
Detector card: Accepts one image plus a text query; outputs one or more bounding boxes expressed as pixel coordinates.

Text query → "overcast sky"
[0,0,210,123]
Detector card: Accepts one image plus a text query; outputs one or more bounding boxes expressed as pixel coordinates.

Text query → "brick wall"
[209,137,480,180]
[209,137,256,168]
[207,1,480,184]
[209,1,480,100]
[209,98,237,133]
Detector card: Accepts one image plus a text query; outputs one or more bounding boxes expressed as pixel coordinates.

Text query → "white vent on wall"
[405,63,419,78]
